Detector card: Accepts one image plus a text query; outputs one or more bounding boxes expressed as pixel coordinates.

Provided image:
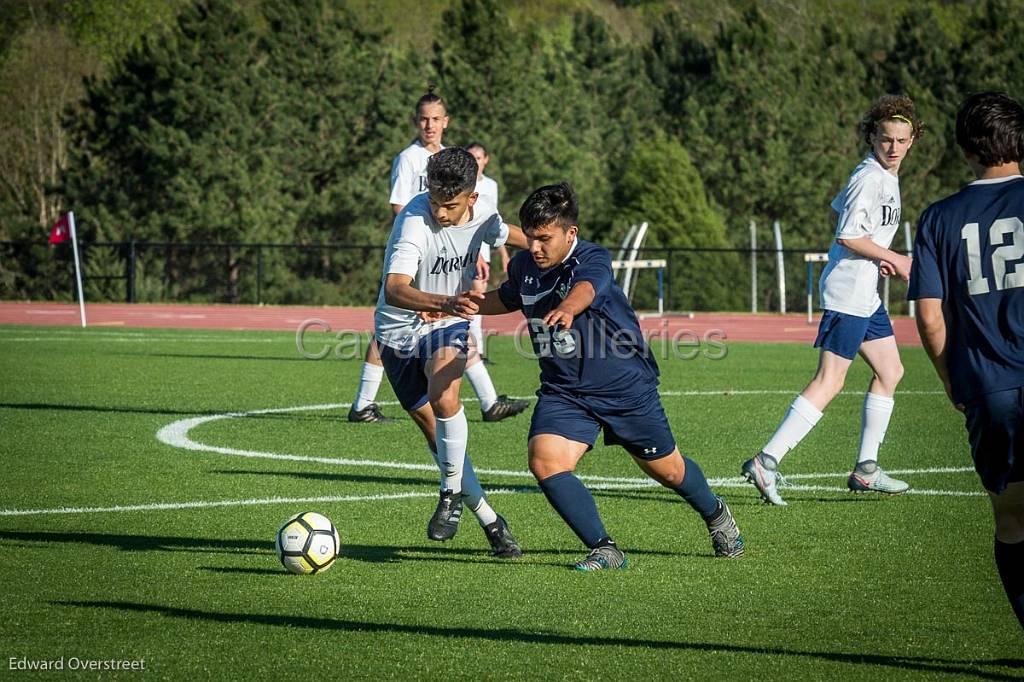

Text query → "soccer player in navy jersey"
[908,92,1024,629]
[452,182,744,570]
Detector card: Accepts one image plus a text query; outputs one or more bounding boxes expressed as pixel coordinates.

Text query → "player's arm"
[915,298,960,410]
[383,273,471,319]
[544,282,595,330]
[388,154,414,216]
[544,247,611,328]
[836,237,911,281]
[452,289,511,317]
[504,223,527,249]
[454,254,524,317]
[907,210,958,408]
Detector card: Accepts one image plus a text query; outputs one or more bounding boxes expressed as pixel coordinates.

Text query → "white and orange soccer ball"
[275,512,340,574]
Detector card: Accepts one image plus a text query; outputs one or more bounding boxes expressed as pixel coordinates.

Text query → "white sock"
[470,497,498,527]
[857,393,895,465]
[435,407,468,494]
[353,362,384,411]
[464,361,498,412]
[469,315,485,358]
[762,395,823,464]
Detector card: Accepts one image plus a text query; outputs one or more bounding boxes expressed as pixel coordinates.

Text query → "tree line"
[1,0,1021,308]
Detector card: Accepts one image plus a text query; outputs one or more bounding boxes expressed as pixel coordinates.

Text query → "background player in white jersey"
[909,92,1024,628]
[348,90,528,424]
[742,95,921,505]
[466,142,510,361]
[376,147,529,555]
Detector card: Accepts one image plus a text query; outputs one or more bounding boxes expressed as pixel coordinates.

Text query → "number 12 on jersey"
[961,217,1024,295]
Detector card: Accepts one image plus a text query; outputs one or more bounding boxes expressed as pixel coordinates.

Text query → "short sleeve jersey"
[388,140,441,208]
[907,175,1024,403]
[498,238,659,397]
[820,155,902,317]
[375,192,509,351]
[476,175,499,261]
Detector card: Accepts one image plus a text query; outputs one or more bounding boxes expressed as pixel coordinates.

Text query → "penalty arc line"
[0,395,981,518]
[155,400,972,487]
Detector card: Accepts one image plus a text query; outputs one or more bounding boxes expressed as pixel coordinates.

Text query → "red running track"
[0,302,923,346]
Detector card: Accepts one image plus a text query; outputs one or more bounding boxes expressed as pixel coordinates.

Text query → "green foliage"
[66,0,185,66]
[2,0,1023,309]
[668,7,870,247]
[610,131,743,310]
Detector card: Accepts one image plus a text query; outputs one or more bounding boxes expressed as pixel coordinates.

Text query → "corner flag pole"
[68,211,87,327]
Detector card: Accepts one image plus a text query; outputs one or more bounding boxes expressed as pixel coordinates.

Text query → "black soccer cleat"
[483,515,522,558]
[427,490,463,541]
[707,497,745,558]
[347,403,392,423]
[481,395,530,422]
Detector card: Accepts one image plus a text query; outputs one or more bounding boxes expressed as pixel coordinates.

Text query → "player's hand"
[543,307,574,330]
[475,253,490,282]
[891,253,912,282]
[879,260,896,278]
[446,291,483,319]
[418,311,448,322]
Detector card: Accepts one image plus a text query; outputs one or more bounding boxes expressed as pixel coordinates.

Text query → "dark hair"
[415,84,446,116]
[956,92,1024,167]
[426,148,477,201]
[860,94,922,145]
[466,141,487,154]
[518,182,579,232]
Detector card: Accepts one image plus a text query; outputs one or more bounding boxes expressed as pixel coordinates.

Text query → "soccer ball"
[275,511,340,574]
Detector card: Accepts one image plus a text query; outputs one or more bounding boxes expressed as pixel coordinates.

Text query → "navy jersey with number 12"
[498,238,658,398]
[908,176,1024,403]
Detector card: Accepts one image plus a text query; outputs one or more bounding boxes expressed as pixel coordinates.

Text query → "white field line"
[0,491,442,517]
[0,336,277,344]
[155,401,960,485]
[0,395,976,519]
[0,479,985,518]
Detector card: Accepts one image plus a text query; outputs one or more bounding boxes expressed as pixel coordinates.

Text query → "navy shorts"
[378,323,470,411]
[529,387,676,460]
[814,305,894,360]
[964,386,1024,494]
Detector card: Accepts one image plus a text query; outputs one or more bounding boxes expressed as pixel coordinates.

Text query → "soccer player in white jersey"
[348,90,529,424]
[376,147,529,555]
[466,142,511,361]
[742,95,921,505]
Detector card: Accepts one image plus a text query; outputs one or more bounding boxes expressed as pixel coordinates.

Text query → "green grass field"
[1,324,1021,680]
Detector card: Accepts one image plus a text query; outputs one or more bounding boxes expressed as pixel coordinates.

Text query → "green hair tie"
[891,114,914,127]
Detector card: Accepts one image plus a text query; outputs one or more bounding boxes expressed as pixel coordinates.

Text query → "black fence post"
[126,240,136,303]
[256,245,263,305]
[665,249,673,312]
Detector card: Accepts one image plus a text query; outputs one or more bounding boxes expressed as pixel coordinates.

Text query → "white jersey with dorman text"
[374,192,510,351]
[820,154,902,317]
[389,140,442,208]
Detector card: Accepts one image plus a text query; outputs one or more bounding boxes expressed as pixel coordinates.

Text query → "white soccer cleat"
[741,453,788,506]
[847,464,910,495]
